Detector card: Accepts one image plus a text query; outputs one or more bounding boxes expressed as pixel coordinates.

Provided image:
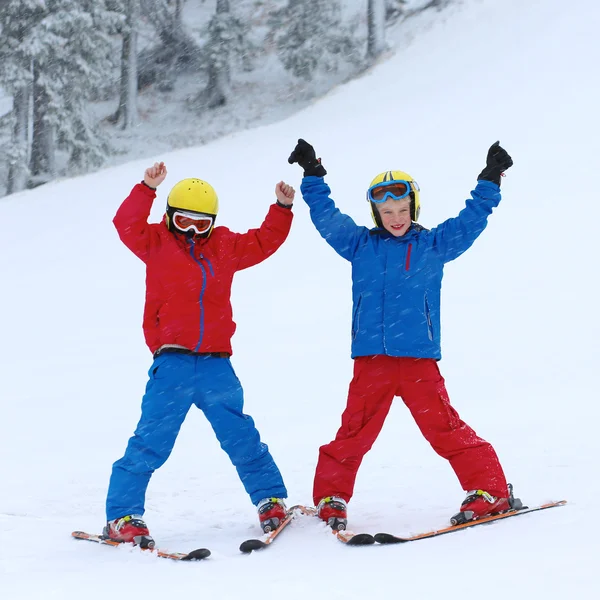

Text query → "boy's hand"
[275,181,295,206]
[288,139,327,177]
[144,162,167,188]
[477,142,513,186]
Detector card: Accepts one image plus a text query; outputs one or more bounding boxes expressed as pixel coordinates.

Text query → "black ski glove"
[477,141,513,186]
[288,139,327,177]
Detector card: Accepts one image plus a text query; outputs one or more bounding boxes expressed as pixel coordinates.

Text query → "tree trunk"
[110,0,139,127]
[193,0,231,110]
[29,60,55,184]
[122,0,139,129]
[203,62,228,109]
[174,0,183,22]
[6,86,30,195]
[367,0,386,60]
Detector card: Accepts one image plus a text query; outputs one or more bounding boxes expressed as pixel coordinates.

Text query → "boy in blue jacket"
[289,139,521,528]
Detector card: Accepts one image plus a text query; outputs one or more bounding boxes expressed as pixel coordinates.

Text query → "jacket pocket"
[424,294,434,341]
[352,295,363,340]
[148,354,170,380]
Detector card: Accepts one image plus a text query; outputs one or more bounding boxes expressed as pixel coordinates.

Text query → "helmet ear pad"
[370,201,384,228]
[410,192,419,221]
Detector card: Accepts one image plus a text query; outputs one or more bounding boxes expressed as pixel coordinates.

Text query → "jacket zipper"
[405,243,412,271]
[189,243,214,351]
[424,293,433,341]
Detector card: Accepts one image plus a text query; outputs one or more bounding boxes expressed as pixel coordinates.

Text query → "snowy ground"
[1,0,599,598]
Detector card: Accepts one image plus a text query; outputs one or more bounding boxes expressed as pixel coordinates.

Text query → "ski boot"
[317,496,348,531]
[257,497,288,533]
[102,514,155,548]
[451,483,523,525]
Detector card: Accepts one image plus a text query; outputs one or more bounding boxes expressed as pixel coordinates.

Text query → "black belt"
[153,347,230,359]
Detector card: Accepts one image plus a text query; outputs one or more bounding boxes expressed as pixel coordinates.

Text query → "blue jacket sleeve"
[429,180,501,263]
[300,176,367,261]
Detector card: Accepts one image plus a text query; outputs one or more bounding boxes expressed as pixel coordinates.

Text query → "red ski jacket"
[114,183,293,356]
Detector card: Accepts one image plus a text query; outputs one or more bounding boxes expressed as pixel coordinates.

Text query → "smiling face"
[377,197,412,237]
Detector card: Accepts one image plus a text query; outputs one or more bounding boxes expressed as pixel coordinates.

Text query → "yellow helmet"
[166,178,219,237]
[367,170,420,227]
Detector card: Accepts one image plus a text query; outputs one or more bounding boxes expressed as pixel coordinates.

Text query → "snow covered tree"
[0,0,45,194]
[31,1,120,177]
[385,0,407,23]
[1,0,121,191]
[368,0,387,60]
[136,0,202,92]
[271,0,360,81]
[192,0,255,110]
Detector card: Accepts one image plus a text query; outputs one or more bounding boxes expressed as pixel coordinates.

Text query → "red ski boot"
[102,515,155,548]
[257,497,288,533]
[317,496,348,531]
[451,484,523,525]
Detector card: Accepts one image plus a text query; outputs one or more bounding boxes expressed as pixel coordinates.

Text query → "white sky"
[1,0,599,598]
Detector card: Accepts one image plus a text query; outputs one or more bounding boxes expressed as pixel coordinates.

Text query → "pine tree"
[136,0,202,92]
[271,0,361,81]
[0,0,45,193]
[385,0,407,23]
[1,0,121,191]
[38,1,121,174]
[191,0,255,110]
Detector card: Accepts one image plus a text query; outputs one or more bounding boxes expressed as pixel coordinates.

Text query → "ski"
[239,507,296,553]
[374,500,567,545]
[334,529,376,546]
[239,503,374,552]
[294,505,375,546]
[71,531,211,561]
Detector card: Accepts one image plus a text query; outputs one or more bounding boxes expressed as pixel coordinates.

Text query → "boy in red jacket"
[104,162,294,547]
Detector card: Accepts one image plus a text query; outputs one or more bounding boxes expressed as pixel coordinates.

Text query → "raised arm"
[232,181,294,271]
[113,162,167,261]
[430,142,513,263]
[289,139,366,261]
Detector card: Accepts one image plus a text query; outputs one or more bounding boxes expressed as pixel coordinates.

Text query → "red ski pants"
[313,356,508,505]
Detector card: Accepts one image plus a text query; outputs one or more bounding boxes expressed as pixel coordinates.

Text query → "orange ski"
[239,507,296,552]
[294,505,375,546]
[374,500,567,544]
[71,531,210,560]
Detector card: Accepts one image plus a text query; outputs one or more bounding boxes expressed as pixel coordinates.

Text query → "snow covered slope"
[1,0,598,598]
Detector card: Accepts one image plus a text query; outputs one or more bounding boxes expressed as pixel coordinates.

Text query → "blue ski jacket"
[300,176,502,360]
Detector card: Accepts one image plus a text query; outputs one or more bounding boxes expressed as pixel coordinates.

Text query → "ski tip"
[374,533,407,545]
[181,548,211,561]
[239,539,268,553]
[346,533,376,546]
[337,532,375,546]
[72,531,96,540]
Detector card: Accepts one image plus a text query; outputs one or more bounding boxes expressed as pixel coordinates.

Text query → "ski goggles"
[172,211,214,235]
[367,179,419,203]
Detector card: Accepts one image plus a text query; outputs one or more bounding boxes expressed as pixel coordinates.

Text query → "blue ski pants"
[106,353,287,520]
